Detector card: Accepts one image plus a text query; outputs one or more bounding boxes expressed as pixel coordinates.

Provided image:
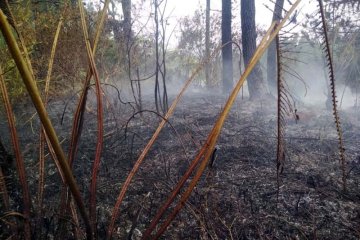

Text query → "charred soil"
[0,91,359,239]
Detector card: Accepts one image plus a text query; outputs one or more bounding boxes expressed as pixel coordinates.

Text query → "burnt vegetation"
[0,0,359,239]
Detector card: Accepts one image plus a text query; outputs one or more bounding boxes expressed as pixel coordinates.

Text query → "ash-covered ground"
[0,89,359,239]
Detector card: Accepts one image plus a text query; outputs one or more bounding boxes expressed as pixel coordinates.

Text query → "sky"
[85,0,319,48]
[87,0,318,31]
[143,0,318,29]
[121,0,319,47]
[168,0,275,27]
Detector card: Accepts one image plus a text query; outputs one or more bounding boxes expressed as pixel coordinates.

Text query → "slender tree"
[222,0,233,92]
[267,0,285,94]
[241,0,267,99]
[154,0,168,114]
[205,0,210,86]
[154,0,161,113]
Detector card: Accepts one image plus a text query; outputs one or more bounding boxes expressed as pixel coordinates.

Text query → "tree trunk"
[241,0,267,99]
[205,0,210,86]
[121,0,132,41]
[122,0,132,69]
[267,0,285,95]
[222,0,233,92]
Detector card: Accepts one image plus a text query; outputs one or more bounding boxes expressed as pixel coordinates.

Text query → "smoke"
[284,48,357,110]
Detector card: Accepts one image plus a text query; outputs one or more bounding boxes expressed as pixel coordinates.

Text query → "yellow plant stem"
[59,2,109,237]
[144,21,279,240]
[106,43,224,239]
[66,0,110,167]
[0,9,92,239]
[149,1,301,238]
[78,0,104,237]
[44,17,63,101]
[37,17,63,238]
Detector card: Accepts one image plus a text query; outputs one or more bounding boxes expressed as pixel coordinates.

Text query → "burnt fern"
[276,30,285,192]
[317,0,346,191]
[275,22,300,198]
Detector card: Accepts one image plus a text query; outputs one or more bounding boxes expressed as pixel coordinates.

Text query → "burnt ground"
[0,89,360,239]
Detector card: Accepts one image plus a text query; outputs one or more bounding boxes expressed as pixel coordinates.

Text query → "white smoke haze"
[279,43,358,110]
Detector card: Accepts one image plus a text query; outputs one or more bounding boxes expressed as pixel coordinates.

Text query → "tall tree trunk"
[222,0,233,92]
[154,0,161,113]
[122,0,132,69]
[267,0,285,94]
[241,0,267,99]
[121,0,132,41]
[205,0,210,86]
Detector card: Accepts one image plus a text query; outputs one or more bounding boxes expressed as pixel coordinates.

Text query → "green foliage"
[0,52,25,100]
[0,1,33,101]
[0,1,110,101]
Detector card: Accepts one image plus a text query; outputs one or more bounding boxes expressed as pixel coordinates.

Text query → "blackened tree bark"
[108,0,132,54]
[222,0,233,92]
[241,0,267,99]
[267,0,285,94]
[121,0,132,41]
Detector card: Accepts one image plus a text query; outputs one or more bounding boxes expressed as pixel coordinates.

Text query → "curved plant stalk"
[0,64,31,239]
[142,21,279,240]
[109,40,251,239]
[145,2,301,238]
[66,0,110,168]
[0,211,26,223]
[58,0,109,236]
[37,16,63,238]
[318,0,346,191]
[0,9,92,239]
[106,43,224,239]
[78,0,104,236]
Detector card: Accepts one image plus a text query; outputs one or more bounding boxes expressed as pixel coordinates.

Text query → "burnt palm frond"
[276,29,286,196]
[317,0,346,191]
[275,22,304,201]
